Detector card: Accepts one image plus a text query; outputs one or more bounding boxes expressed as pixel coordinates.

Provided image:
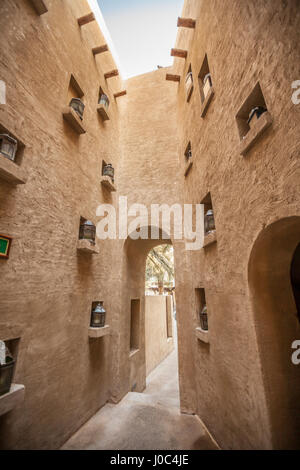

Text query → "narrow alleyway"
[61,347,218,450]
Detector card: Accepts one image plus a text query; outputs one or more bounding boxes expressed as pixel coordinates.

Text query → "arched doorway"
[248,217,300,449]
[145,244,176,376]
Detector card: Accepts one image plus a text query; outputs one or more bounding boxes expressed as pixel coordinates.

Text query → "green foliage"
[145,244,174,287]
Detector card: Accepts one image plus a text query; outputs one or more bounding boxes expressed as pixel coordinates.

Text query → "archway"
[144,244,176,377]
[248,217,300,449]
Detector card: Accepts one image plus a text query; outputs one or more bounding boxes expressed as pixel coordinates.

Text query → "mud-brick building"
[0,0,299,450]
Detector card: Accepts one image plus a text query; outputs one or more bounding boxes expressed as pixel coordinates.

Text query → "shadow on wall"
[248,216,300,449]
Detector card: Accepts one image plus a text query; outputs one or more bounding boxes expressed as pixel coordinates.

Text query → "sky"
[96,0,184,79]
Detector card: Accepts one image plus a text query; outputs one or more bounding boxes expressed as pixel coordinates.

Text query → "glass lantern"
[69,98,85,120]
[0,134,18,162]
[103,163,114,182]
[185,72,193,93]
[203,73,212,99]
[247,106,267,128]
[199,305,208,331]
[204,209,215,235]
[90,302,106,328]
[0,344,15,396]
[79,220,96,245]
[99,93,109,110]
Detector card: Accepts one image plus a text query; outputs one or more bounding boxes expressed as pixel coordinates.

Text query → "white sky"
[90,0,183,80]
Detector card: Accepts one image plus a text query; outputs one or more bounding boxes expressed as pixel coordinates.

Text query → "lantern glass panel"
[79,220,96,244]
[185,72,193,91]
[203,73,212,99]
[0,344,15,396]
[0,134,18,162]
[200,305,208,331]
[204,209,215,235]
[103,163,114,182]
[69,98,85,120]
[90,302,106,328]
[99,94,109,109]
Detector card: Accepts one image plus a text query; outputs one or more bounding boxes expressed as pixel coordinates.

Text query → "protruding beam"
[104,70,119,80]
[171,48,188,59]
[77,12,95,27]
[29,0,48,15]
[114,91,127,98]
[177,17,196,29]
[92,44,109,56]
[166,74,180,82]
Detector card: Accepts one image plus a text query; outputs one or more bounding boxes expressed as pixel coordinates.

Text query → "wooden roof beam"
[77,12,95,27]
[166,74,180,82]
[104,70,119,80]
[29,0,48,15]
[114,91,127,98]
[171,48,188,59]
[92,44,109,56]
[177,17,196,29]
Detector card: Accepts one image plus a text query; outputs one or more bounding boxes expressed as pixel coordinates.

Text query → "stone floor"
[62,348,218,450]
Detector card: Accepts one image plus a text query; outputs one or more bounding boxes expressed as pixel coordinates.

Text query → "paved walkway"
[62,348,218,450]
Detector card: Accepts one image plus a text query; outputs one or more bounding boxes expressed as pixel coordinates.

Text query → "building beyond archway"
[248,217,300,449]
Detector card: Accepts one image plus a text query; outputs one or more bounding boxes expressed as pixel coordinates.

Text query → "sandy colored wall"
[173,0,300,450]
[109,68,180,404]
[0,0,124,449]
[145,296,174,376]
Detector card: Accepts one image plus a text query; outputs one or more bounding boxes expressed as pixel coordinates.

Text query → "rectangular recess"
[130,299,140,352]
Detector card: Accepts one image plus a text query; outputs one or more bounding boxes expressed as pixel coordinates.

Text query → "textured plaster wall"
[174,0,300,450]
[145,295,174,376]
[0,0,124,449]
[0,0,299,451]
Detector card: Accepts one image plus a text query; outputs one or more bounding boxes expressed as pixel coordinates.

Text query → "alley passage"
[62,349,218,450]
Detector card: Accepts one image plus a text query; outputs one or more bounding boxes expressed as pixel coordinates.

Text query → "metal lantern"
[90,302,106,328]
[0,344,15,396]
[203,73,212,99]
[0,134,18,162]
[186,149,192,159]
[199,305,208,331]
[79,220,96,245]
[247,106,267,128]
[103,163,114,182]
[185,72,193,92]
[99,93,109,110]
[69,98,85,120]
[204,209,215,235]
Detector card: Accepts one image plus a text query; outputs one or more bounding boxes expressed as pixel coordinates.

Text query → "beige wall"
[145,296,174,376]
[0,0,124,449]
[0,0,299,451]
[173,0,300,450]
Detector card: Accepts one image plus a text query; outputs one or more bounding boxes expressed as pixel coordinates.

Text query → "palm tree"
[146,244,174,291]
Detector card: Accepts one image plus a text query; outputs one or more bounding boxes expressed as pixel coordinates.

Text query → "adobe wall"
[173,0,300,449]
[0,0,124,449]
[145,295,174,376]
[108,68,181,402]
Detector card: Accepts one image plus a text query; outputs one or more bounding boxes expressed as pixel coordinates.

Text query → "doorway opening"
[145,244,177,377]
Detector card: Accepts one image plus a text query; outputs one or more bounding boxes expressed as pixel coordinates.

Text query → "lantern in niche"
[99,93,109,110]
[90,302,106,328]
[0,134,18,162]
[79,220,96,245]
[203,73,213,99]
[103,163,114,182]
[247,106,267,129]
[69,98,85,120]
[0,341,15,396]
[199,305,208,331]
[204,209,215,235]
[185,72,193,95]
